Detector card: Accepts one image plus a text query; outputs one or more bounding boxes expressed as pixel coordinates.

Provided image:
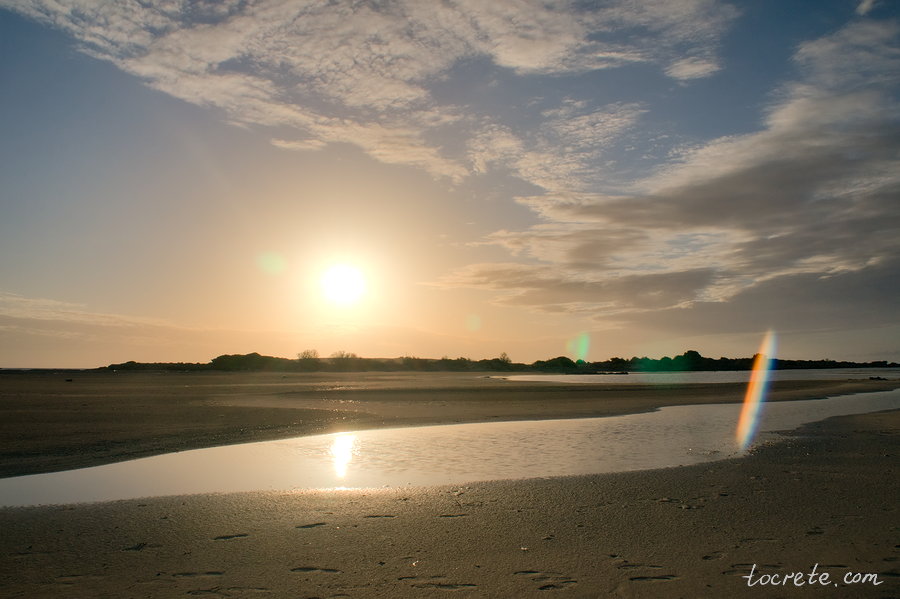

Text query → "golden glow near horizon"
[320,264,367,307]
[736,330,777,451]
[330,433,356,478]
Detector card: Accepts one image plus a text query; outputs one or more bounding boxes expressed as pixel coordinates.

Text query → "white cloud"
[540,102,645,151]
[856,0,878,16]
[1,0,737,181]
[794,20,900,90]
[270,138,327,151]
[665,56,720,80]
[466,102,645,190]
[467,125,525,174]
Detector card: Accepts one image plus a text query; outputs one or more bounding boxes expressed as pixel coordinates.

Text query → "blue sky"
[1,0,899,367]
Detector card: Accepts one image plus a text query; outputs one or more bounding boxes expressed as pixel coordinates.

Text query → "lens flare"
[566,332,590,362]
[256,251,287,275]
[736,331,777,451]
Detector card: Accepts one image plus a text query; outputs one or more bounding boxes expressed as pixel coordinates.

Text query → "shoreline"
[1,370,898,478]
[1,409,897,597]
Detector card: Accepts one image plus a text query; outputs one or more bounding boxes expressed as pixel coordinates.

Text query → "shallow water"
[1,389,898,507]
[504,367,900,385]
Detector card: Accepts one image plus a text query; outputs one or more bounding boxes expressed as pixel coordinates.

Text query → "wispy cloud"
[856,0,879,16]
[466,101,646,190]
[665,56,720,80]
[437,262,716,314]
[1,0,737,181]
[0,292,174,328]
[270,138,327,151]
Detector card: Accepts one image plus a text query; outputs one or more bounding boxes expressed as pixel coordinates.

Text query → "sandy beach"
[0,371,898,597]
[1,370,896,477]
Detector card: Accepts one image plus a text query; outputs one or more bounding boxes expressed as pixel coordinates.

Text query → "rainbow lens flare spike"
[736,331,777,451]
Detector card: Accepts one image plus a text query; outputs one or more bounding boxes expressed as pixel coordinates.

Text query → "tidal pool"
[1,389,898,507]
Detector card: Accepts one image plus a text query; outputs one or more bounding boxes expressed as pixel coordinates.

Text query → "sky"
[1,0,899,368]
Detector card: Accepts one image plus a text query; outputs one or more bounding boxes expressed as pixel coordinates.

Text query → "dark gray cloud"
[566,118,900,278]
[439,263,716,313]
[485,226,649,269]
[443,19,900,331]
[620,256,900,336]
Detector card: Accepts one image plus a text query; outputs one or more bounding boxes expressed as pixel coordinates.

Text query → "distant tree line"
[102,349,897,373]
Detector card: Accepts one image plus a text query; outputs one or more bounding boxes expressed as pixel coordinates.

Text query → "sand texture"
[0,411,897,597]
[0,371,898,597]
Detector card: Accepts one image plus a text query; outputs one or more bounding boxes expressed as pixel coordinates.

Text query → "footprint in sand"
[412,582,478,590]
[290,566,341,574]
[616,562,663,570]
[629,575,679,582]
[738,537,778,544]
[213,533,248,541]
[55,574,105,583]
[513,570,578,590]
[407,576,478,591]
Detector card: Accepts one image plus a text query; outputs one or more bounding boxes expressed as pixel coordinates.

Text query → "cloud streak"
[0,292,175,329]
[1,0,737,180]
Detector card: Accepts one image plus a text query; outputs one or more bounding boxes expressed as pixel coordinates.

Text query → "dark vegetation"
[103,349,898,374]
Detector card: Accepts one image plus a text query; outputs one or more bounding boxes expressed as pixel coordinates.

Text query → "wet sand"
[0,371,898,597]
[1,409,898,597]
[1,370,896,477]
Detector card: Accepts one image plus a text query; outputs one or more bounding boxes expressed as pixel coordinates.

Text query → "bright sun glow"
[320,264,366,306]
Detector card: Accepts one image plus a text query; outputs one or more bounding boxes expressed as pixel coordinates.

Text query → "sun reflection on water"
[330,433,356,478]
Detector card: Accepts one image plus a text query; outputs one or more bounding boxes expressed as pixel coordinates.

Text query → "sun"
[320,264,366,306]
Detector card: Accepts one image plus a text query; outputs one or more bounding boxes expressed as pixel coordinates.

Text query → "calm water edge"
[1,386,898,507]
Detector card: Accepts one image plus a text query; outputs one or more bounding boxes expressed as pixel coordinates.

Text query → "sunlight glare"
[321,264,366,306]
[330,433,356,478]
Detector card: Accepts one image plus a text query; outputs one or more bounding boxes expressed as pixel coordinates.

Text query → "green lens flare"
[566,332,590,361]
[257,252,287,275]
